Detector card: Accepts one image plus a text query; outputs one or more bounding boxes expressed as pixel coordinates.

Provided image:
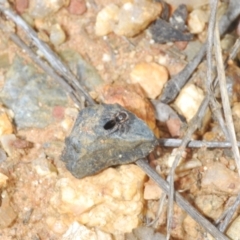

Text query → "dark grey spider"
[103,110,129,134]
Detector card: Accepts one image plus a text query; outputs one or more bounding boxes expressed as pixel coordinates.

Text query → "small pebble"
[166,118,182,137]
[174,41,188,50]
[177,159,202,172]
[150,17,193,44]
[158,55,168,65]
[15,0,29,13]
[52,106,65,120]
[170,4,188,32]
[114,0,162,37]
[95,4,120,36]
[67,0,87,15]
[188,9,208,34]
[173,83,204,122]
[232,102,240,118]
[221,34,236,52]
[227,215,240,240]
[28,0,67,18]
[0,173,8,188]
[50,24,66,46]
[95,0,161,37]
[0,112,13,136]
[130,62,168,99]
[0,134,16,156]
[102,53,111,62]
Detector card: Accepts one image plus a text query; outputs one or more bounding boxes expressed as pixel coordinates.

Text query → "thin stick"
[209,99,229,140]
[0,3,95,106]
[202,38,240,140]
[214,23,240,175]
[158,139,240,148]
[206,0,229,141]
[206,0,220,138]
[218,193,240,232]
[228,38,240,61]
[136,159,229,240]
[146,192,167,227]
[166,95,210,240]
[165,0,219,232]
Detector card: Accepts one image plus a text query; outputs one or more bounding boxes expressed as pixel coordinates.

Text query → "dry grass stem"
[214,24,240,176]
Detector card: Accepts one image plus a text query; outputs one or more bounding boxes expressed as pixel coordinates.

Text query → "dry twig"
[217,193,240,232]
[206,0,229,140]
[228,37,240,60]
[165,2,220,237]
[213,22,240,232]
[158,139,240,148]
[214,24,240,175]
[165,95,210,239]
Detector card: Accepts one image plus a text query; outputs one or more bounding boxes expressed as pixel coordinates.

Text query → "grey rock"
[0,56,68,129]
[152,100,180,122]
[61,103,157,179]
[170,4,188,32]
[59,50,104,92]
[150,18,193,44]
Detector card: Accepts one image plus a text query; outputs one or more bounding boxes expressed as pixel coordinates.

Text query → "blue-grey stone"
[59,50,104,91]
[0,56,68,129]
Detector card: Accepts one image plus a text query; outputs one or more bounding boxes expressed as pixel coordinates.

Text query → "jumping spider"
[103,111,129,134]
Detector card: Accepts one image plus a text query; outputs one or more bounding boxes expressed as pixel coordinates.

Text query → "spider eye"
[104,120,116,130]
[118,112,128,122]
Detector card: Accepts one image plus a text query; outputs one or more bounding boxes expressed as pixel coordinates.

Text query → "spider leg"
[107,124,120,134]
[123,122,130,134]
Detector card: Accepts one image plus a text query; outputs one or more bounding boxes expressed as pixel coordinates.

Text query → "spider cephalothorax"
[103,110,130,134]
